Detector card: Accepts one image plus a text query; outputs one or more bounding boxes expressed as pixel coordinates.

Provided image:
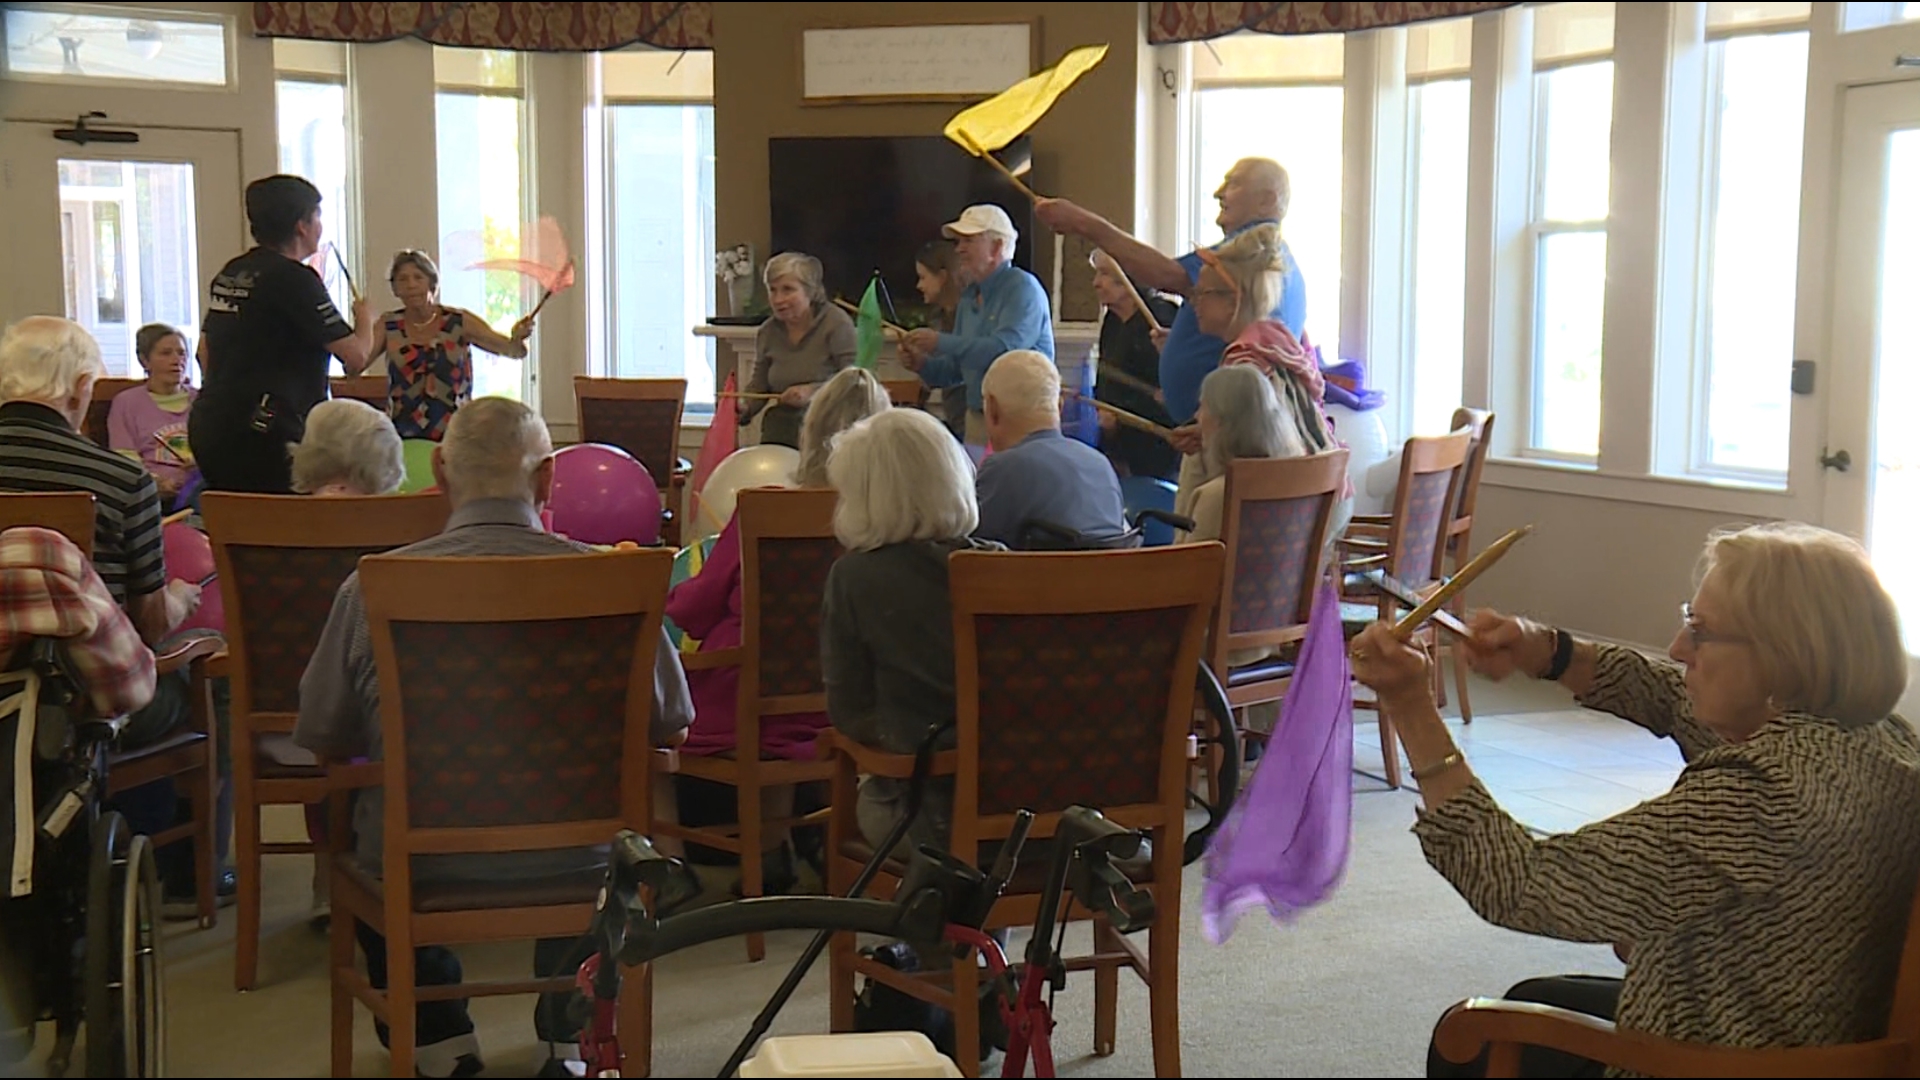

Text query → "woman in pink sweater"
[109,324,198,503]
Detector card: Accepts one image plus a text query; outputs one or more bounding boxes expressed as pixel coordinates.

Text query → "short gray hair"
[1199,364,1305,476]
[0,316,105,405]
[828,408,977,551]
[795,368,890,488]
[763,251,827,306]
[290,399,406,495]
[439,396,554,504]
[982,350,1060,424]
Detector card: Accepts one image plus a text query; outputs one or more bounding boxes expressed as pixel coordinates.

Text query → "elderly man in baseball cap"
[901,204,1054,447]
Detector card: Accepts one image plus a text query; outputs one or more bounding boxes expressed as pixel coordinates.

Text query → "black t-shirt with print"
[195,246,350,427]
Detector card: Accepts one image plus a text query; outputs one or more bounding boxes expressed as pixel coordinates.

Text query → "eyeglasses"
[1191,287,1238,300]
[1680,603,1748,648]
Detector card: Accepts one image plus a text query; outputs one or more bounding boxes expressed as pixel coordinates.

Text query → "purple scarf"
[1201,582,1354,943]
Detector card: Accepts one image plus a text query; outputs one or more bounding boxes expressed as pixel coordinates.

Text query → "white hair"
[439,396,554,504]
[795,367,890,488]
[828,408,977,551]
[0,316,105,405]
[290,399,406,495]
[1199,365,1305,476]
[763,251,828,306]
[982,350,1060,424]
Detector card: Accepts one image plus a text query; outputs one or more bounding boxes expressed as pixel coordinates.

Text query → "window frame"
[1401,71,1473,438]
[1,2,237,92]
[1522,56,1614,462]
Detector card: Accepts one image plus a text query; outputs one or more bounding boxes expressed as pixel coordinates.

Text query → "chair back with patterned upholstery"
[201,493,451,722]
[329,375,390,411]
[1213,450,1349,667]
[736,487,841,720]
[1386,431,1471,588]
[357,550,669,861]
[947,544,1224,856]
[82,378,146,449]
[573,377,687,490]
[1446,408,1495,555]
[0,492,95,558]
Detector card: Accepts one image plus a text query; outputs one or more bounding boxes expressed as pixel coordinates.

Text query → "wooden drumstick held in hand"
[1392,525,1534,640]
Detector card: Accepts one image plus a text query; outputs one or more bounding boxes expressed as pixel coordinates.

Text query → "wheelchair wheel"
[82,812,166,1078]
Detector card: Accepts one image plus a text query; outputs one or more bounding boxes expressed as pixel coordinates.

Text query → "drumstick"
[1096,365,1161,400]
[161,509,193,527]
[832,297,908,337]
[1391,525,1534,641]
[1065,393,1177,443]
[718,391,782,401]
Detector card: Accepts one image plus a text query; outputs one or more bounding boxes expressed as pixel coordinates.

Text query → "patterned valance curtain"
[1148,2,1520,44]
[252,1,713,51]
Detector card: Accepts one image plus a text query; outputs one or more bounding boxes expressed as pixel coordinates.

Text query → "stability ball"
[695,445,799,537]
[398,439,437,494]
[549,443,663,546]
[1324,403,1396,516]
[163,521,224,636]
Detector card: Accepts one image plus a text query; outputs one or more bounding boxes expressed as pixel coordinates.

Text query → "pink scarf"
[1221,321,1354,499]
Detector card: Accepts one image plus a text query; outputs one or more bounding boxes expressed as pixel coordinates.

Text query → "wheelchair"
[1014,507,1193,552]
[1,639,165,1078]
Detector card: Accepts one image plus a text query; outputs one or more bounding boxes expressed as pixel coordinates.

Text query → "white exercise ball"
[1324,403,1397,516]
[696,445,800,536]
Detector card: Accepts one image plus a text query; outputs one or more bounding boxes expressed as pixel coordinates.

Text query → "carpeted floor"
[137,667,1673,1077]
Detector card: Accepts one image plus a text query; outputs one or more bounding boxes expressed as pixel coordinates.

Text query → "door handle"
[1820,448,1852,473]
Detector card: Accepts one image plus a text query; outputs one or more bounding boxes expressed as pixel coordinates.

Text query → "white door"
[1,123,243,379]
[1823,78,1920,714]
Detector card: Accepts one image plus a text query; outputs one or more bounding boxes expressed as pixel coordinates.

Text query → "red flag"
[688,373,739,533]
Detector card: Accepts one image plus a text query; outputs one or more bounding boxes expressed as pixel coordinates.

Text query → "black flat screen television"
[768,135,1036,327]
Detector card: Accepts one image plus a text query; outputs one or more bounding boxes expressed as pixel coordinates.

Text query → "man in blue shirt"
[1036,157,1306,442]
[903,204,1054,447]
[971,349,1126,548]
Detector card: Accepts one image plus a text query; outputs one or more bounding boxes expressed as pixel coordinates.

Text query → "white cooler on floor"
[738,1032,962,1077]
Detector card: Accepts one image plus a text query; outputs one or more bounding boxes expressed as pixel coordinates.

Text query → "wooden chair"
[573,377,690,546]
[0,492,223,926]
[332,549,668,1079]
[653,487,841,962]
[82,377,146,449]
[826,543,1226,1078]
[329,375,389,410]
[1198,450,1349,793]
[1434,408,1495,722]
[201,492,451,991]
[1339,430,1470,789]
[1434,877,1920,1075]
[881,378,927,409]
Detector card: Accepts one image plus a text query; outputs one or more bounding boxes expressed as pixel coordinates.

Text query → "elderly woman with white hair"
[289,398,407,496]
[1349,522,1920,1078]
[743,251,857,449]
[821,407,1002,852]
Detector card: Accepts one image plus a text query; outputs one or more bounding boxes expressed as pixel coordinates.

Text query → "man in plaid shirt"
[0,526,155,717]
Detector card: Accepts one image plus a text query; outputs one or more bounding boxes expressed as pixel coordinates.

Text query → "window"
[1191,33,1344,358]
[55,159,199,377]
[593,49,717,410]
[1690,16,1810,476]
[434,47,531,402]
[273,40,355,338]
[1526,2,1615,459]
[1405,19,1474,436]
[3,4,231,88]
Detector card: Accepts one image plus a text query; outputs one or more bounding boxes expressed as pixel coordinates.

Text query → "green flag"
[854,276,883,371]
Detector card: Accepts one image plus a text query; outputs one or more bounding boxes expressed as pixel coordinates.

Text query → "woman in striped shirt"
[1350,521,1920,1077]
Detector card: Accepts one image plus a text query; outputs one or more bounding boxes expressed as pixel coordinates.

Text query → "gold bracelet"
[1411,751,1465,782]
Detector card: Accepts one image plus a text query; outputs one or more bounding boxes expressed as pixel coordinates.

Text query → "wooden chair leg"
[1378,713,1402,789]
[1092,919,1120,1056]
[618,959,653,1079]
[952,948,981,1078]
[387,933,416,1079]
[1149,891,1183,1077]
[828,927,856,1032]
[329,900,355,1078]
[740,781,765,962]
[1452,645,1474,724]
[234,780,262,991]
[192,761,216,929]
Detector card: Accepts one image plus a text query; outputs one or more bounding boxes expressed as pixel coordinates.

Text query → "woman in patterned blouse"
[369,250,533,442]
[1350,521,1920,1077]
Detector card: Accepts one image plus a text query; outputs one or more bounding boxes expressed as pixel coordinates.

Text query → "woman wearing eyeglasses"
[369,250,534,441]
[1349,521,1920,1078]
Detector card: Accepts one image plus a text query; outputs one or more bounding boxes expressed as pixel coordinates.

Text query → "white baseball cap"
[942,204,1018,245]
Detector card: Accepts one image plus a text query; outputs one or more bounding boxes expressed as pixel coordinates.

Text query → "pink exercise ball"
[163,521,225,636]
[548,443,663,546]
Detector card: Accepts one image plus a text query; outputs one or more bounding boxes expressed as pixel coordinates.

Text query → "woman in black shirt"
[1091,250,1180,482]
[190,175,376,494]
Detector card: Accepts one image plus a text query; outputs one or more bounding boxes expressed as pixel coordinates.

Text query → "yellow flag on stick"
[944,44,1110,156]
